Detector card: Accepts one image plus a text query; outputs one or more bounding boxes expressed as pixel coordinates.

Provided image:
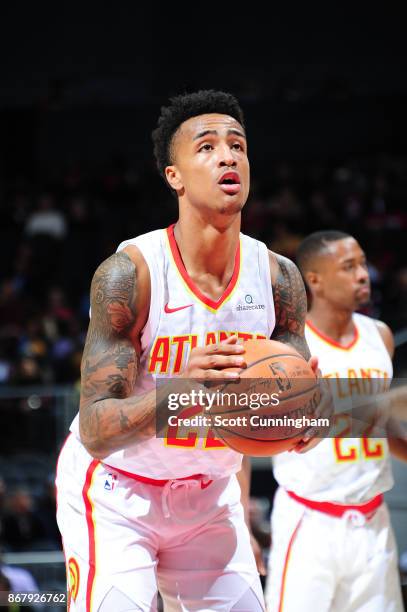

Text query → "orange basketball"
[209,339,321,456]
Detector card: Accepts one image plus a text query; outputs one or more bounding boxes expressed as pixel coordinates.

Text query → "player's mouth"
[356,286,370,300]
[218,171,241,195]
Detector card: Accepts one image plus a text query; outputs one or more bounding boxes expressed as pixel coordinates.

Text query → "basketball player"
[55,90,328,612]
[265,231,407,612]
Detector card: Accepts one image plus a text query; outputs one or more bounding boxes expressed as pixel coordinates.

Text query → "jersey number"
[333,414,384,461]
[165,405,226,449]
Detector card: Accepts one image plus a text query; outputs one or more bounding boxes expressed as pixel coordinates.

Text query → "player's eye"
[198,143,213,152]
[231,142,243,151]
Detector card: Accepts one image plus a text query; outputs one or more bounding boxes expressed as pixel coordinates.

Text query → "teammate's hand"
[293,356,334,453]
[250,533,267,576]
[181,335,246,380]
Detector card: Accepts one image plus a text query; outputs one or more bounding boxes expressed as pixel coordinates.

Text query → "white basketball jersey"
[71,225,275,479]
[273,313,393,503]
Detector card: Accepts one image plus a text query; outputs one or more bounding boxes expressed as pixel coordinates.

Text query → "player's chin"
[218,193,247,214]
[354,289,371,307]
[222,201,245,215]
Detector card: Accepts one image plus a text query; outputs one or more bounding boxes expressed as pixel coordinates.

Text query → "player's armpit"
[79,251,155,458]
[269,252,311,361]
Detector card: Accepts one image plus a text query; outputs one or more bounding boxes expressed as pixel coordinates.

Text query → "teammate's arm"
[269,253,311,360]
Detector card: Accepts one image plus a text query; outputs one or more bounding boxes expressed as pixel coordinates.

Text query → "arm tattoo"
[271,254,311,360]
[79,252,157,456]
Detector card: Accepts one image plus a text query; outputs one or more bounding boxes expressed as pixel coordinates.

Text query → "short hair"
[296,230,351,279]
[152,90,245,187]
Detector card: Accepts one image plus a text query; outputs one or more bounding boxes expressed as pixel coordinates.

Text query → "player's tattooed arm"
[270,253,311,361]
[79,251,156,458]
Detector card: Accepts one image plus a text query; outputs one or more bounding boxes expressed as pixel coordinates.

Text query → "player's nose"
[357,265,369,283]
[218,143,237,167]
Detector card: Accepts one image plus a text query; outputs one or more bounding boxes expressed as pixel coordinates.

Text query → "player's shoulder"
[267,249,301,286]
[90,241,151,335]
[374,319,394,357]
[117,228,165,254]
[354,313,394,358]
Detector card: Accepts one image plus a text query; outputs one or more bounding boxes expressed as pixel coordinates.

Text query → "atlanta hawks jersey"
[70,225,275,479]
[273,313,393,503]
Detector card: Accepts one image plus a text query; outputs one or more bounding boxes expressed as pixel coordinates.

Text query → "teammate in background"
[56,91,327,612]
[265,231,406,612]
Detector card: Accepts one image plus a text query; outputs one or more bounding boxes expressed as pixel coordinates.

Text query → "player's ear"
[165,165,184,192]
[306,271,321,292]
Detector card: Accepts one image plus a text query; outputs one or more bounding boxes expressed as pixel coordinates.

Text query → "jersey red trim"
[103,464,212,489]
[166,224,240,311]
[306,319,359,350]
[83,459,99,612]
[278,515,304,612]
[287,490,383,518]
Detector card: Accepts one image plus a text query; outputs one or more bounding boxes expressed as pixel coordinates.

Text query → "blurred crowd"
[1,154,406,390]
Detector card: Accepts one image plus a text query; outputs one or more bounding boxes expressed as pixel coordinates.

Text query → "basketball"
[209,339,321,456]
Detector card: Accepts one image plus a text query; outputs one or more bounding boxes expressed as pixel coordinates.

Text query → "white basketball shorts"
[265,487,403,612]
[56,434,264,611]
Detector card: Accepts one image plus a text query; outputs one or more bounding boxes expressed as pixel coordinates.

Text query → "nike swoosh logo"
[164,303,193,314]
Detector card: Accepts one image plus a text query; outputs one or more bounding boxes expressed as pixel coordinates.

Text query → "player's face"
[165,113,250,217]
[317,238,371,310]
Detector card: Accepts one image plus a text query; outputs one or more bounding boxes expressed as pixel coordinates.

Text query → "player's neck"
[173,215,240,283]
[307,304,355,343]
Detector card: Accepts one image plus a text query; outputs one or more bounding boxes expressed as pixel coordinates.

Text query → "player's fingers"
[250,535,266,576]
[308,355,319,374]
[202,354,245,370]
[293,434,321,454]
[205,342,245,356]
[257,553,267,577]
[199,368,240,380]
[221,334,239,344]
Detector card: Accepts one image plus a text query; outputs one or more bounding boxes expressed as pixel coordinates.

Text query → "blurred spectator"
[1,489,45,552]
[268,222,303,260]
[384,267,407,332]
[0,569,11,600]
[0,279,26,332]
[24,194,67,241]
[0,544,39,593]
[13,358,44,386]
[0,477,6,541]
[249,497,271,551]
[36,477,61,550]
[19,320,47,363]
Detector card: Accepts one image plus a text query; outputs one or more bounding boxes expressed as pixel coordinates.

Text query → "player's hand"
[293,356,334,453]
[250,533,267,576]
[181,335,246,380]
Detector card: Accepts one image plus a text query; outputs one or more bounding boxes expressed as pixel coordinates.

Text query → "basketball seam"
[242,352,307,372]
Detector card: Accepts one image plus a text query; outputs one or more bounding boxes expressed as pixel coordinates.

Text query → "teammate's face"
[311,238,370,310]
[165,114,250,217]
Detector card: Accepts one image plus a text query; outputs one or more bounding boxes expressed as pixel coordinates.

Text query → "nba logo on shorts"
[104,473,117,491]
